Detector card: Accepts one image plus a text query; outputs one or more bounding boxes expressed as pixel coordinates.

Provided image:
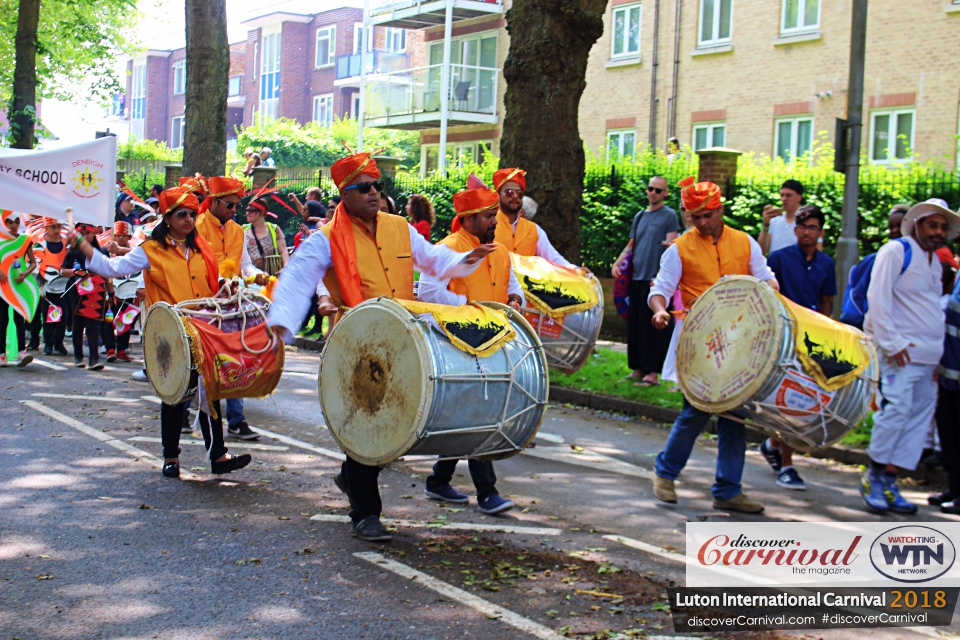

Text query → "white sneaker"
[16,352,33,367]
[132,369,148,381]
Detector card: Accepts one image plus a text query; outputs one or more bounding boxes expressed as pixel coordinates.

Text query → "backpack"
[839,238,911,329]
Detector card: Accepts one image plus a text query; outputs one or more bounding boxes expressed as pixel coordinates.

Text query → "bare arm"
[611,238,634,278]
[819,295,833,317]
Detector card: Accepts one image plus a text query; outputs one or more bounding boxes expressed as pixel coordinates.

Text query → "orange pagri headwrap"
[179,174,209,198]
[678,176,722,214]
[41,217,60,227]
[493,168,526,192]
[450,189,499,233]
[198,176,245,216]
[113,221,132,236]
[330,152,381,190]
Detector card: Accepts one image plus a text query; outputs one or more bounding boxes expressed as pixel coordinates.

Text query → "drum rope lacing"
[175,281,276,355]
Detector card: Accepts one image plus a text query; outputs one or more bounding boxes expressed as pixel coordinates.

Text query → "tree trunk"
[183,0,229,178]
[9,0,41,149]
[499,0,607,262]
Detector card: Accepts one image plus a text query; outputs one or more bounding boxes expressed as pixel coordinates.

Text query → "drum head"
[143,302,193,405]
[45,276,69,295]
[318,298,430,466]
[115,279,140,300]
[677,276,785,414]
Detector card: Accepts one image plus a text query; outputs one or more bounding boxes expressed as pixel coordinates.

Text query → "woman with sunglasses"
[65,186,252,479]
[243,198,288,276]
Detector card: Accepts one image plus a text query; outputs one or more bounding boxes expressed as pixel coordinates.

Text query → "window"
[693,122,725,150]
[420,142,491,174]
[870,109,914,163]
[353,23,372,54]
[429,32,498,113]
[172,61,186,95]
[698,0,732,46]
[131,64,146,121]
[171,116,184,149]
[774,117,813,161]
[313,94,334,125]
[611,3,642,59]
[351,93,360,119]
[316,26,336,68]
[607,129,636,160]
[228,76,242,97]
[781,0,819,33]
[385,27,406,53]
[259,32,281,119]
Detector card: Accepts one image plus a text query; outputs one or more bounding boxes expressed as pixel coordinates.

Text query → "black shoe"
[88,360,104,371]
[26,343,39,351]
[211,454,252,475]
[352,515,392,542]
[74,360,85,368]
[54,344,68,356]
[920,448,942,468]
[162,461,180,478]
[929,490,960,506]
[43,345,52,356]
[227,420,260,440]
[942,500,960,515]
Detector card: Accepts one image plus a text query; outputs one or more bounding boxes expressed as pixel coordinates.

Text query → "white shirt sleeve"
[85,245,151,278]
[240,243,262,278]
[648,244,682,306]
[316,280,330,298]
[266,231,332,343]
[866,241,911,356]
[417,273,467,306]
[747,236,778,283]
[508,262,525,304]
[409,226,481,280]
[535,224,576,268]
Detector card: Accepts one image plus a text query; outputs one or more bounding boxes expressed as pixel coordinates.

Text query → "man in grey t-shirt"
[611,176,680,386]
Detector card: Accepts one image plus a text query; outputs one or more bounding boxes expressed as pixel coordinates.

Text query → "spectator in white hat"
[860,198,960,515]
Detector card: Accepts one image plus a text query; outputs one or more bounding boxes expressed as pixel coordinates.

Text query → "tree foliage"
[118,137,183,161]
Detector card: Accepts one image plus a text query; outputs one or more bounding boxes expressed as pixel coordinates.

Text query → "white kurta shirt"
[418,260,525,307]
[84,240,261,279]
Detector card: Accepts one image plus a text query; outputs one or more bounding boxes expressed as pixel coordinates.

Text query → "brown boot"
[653,475,677,503]
[713,492,764,513]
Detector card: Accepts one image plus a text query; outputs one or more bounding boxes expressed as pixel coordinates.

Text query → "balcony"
[368,0,503,29]
[334,50,410,88]
[364,62,499,130]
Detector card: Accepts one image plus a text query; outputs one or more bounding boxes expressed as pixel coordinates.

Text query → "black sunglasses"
[217,198,239,211]
[343,180,384,194]
[647,186,664,194]
[173,209,197,219]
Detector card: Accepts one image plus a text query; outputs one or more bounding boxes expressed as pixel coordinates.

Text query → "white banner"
[687,523,960,587]
[0,138,117,227]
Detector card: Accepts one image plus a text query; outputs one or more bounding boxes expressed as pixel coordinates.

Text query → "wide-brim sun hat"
[901,198,960,240]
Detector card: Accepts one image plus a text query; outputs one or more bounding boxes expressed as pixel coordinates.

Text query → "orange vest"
[439,228,511,304]
[320,211,414,306]
[196,212,244,268]
[141,239,216,306]
[494,210,539,256]
[35,239,67,277]
[674,224,752,307]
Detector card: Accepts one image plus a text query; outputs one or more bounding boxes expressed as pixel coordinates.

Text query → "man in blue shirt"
[759,205,837,490]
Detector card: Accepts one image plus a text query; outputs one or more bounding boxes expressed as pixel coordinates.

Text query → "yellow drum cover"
[318,298,431,466]
[143,302,194,405]
[677,276,784,414]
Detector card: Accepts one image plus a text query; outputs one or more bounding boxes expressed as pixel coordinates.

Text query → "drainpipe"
[648,0,660,148]
[438,0,454,175]
[358,0,370,152]
[667,0,682,139]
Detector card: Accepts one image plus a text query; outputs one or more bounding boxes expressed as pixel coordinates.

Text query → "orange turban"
[179,175,209,198]
[41,217,60,227]
[113,221,132,236]
[158,187,201,216]
[199,176,245,216]
[678,176,722,214]
[493,168,526,192]
[331,152,380,190]
[451,188,499,233]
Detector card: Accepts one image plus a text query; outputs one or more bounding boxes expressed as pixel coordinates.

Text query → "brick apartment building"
[107,7,419,150]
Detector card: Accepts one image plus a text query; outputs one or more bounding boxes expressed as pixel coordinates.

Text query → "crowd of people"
[616,175,960,516]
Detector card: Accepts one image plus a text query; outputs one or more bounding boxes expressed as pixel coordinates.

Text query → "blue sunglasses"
[342,180,383,194]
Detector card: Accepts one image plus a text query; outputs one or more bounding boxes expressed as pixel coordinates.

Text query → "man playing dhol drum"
[266,152,496,542]
[67,186,252,479]
[417,188,524,515]
[492,167,576,268]
[195,176,269,442]
[648,177,779,514]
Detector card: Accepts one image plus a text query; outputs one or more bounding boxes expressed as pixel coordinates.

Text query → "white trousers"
[867,361,938,470]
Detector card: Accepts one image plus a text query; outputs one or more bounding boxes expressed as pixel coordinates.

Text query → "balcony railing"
[365,62,499,124]
[336,50,410,80]
[368,0,503,29]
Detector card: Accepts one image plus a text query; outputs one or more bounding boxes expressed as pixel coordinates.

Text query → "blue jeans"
[654,398,746,501]
[225,398,245,428]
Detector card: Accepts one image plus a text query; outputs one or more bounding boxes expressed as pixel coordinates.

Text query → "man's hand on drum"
[652,309,671,329]
[463,244,497,265]
[889,344,914,368]
[317,295,339,316]
[507,294,522,311]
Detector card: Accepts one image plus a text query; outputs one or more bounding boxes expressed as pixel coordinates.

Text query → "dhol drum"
[42,276,70,297]
[510,254,604,373]
[318,297,549,466]
[143,289,284,405]
[114,279,141,301]
[676,275,879,450]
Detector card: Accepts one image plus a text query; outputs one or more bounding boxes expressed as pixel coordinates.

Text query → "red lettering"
[798,549,819,565]
[842,536,861,565]
[698,535,728,565]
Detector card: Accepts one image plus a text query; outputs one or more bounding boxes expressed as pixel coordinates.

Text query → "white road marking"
[523,445,652,479]
[30,358,67,371]
[354,551,566,640]
[250,426,344,461]
[141,396,162,404]
[312,513,561,536]
[534,432,565,444]
[21,401,199,480]
[602,534,776,585]
[32,393,141,403]
[127,437,289,451]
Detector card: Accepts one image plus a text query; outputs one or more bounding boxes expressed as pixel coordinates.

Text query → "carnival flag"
[0,138,117,227]
[77,277,95,295]
[46,303,62,323]
[115,304,140,334]
[0,234,40,320]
